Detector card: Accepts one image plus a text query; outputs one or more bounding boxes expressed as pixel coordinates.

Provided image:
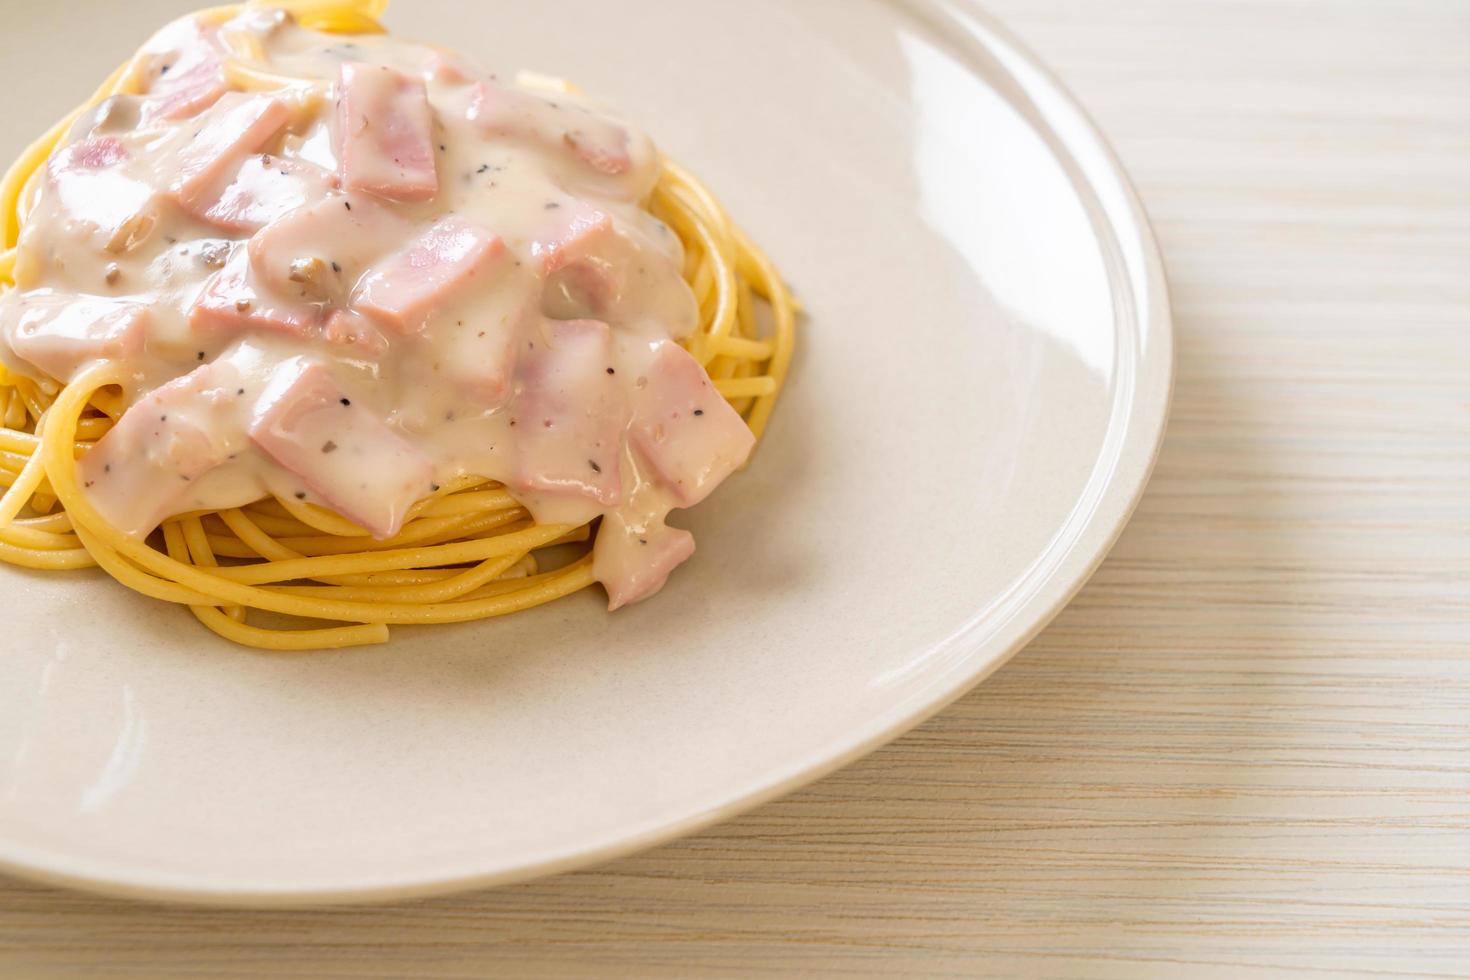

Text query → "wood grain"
[3,0,1469,976]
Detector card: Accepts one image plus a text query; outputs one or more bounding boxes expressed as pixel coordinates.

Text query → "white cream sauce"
[0,9,757,608]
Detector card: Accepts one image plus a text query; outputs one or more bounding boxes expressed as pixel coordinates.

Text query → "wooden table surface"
[4,1,1469,976]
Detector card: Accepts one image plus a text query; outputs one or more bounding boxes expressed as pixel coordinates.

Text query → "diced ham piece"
[168,94,290,213]
[434,282,532,407]
[201,154,336,234]
[247,193,408,300]
[191,248,321,339]
[63,136,129,170]
[322,309,388,358]
[0,294,147,384]
[530,202,614,277]
[467,81,633,177]
[592,514,696,611]
[46,136,159,254]
[629,342,755,507]
[353,216,506,334]
[510,319,625,508]
[336,62,438,202]
[139,18,229,122]
[248,358,434,539]
[77,362,242,536]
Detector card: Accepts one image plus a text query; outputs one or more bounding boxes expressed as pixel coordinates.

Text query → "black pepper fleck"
[197,351,206,361]
[322,440,338,454]
[340,397,351,406]
[606,367,615,375]
[588,460,602,473]
[694,409,704,416]
[236,388,245,396]
[344,201,352,210]
[331,261,341,273]
[295,492,307,500]
[430,483,441,492]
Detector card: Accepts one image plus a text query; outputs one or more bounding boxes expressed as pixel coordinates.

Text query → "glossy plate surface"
[0,0,1172,904]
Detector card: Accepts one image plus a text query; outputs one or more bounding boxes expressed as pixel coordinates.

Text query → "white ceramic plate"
[0,0,1171,905]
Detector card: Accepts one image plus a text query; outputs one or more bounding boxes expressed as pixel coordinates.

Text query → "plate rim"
[0,0,1175,906]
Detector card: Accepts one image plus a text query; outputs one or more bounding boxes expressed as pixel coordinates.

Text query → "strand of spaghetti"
[220,506,467,589]
[2,393,24,430]
[714,377,778,399]
[276,492,371,536]
[187,601,389,650]
[203,506,529,559]
[181,514,246,622]
[269,550,530,603]
[653,178,736,363]
[250,0,389,26]
[0,523,83,550]
[0,413,47,525]
[734,225,797,439]
[219,507,459,589]
[0,537,93,570]
[276,508,528,555]
[205,521,570,585]
[225,61,330,92]
[0,427,94,456]
[217,507,303,560]
[162,520,236,625]
[163,518,387,648]
[72,525,219,604]
[12,511,73,533]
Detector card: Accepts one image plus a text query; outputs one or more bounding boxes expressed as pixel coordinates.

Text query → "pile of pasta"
[0,0,794,650]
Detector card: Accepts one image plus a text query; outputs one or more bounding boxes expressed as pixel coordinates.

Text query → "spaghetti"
[0,0,795,650]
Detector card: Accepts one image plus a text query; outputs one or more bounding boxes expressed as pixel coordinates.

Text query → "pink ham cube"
[467,81,633,177]
[45,136,158,255]
[139,17,229,122]
[1,294,148,384]
[249,358,434,539]
[510,319,625,508]
[169,94,290,214]
[434,283,533,407]
[629,342,755,507]
[336,62,438,202]
[60,136,129,171]
[529,202,614,276]
[353,216,505,334]
[322,308,388,358]
[201,154,336,234]
[247,192,408,300]
[76,362,242,536]
[592,514,696,611]
[191,248,321,339]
